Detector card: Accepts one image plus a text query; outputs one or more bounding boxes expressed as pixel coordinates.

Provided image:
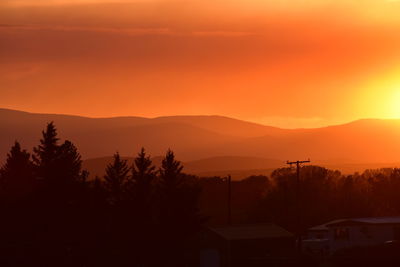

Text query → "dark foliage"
[103,152,130,205]
[155,150,203,266]
[0,124,204,267]
[3,123,400,266]
[129,147,156,217]
[0,141,34,200]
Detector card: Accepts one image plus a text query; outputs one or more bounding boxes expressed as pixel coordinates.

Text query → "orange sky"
[1,0,400,128]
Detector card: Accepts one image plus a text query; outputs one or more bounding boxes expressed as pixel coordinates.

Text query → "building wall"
[328,225,396,253]
[305,224,400,256]
[201,233,295,267]
[307,230,328,240]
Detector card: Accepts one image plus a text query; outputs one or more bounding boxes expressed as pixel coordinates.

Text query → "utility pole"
[227,175,232,225]
[226,174,232,267]
[286,159,310,254]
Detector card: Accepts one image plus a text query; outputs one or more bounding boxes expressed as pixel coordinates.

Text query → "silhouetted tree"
[0,141,34,200]
[121,148,157,266]
[15,122,400,266]
[33,123,87,204]
[0,123,94,267]
[0,142,36,267]
[252,166,343,232]
[33,122,59,185]
[103,152,130,205]
[157,149,203,266]
[58,140,87,187]
[158,150,185,223]
[129,148,156,220]
[131,148,156,190]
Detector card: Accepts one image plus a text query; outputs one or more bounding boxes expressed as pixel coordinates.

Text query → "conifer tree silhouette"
[130,148,156,209]
[127,148,157,265]
[58,140,87,184]
[0,141,34,199]
[33,123,86,199]
[131,148,156,187]
[103,152,130,205]
[157,150,202,266]
[33,122,60,185]
[158,149,185,230]
[159,149,184,189]
[158,150,201,223]
[56,140,88,205]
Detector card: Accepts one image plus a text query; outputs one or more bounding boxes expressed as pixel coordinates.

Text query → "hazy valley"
[2,108,400,178]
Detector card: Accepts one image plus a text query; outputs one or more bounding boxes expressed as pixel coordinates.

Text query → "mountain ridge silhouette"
[2,108,400,169]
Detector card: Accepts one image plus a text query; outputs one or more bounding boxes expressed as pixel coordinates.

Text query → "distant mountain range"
[2,108,400,178]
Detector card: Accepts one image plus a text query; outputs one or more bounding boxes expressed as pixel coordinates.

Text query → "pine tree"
[129,147,156,227]
[123,148,157,266]
[158,149,185,219]
[0,141,34,199]
[158,149,202,230]
[159,149,184,189]
[130,148,156,203]
[33,122,60,184]
[157,150,202,265]
[32,122,87,204]
[57,140,86,184]
[104,152,130,205]
[56,140,88,204]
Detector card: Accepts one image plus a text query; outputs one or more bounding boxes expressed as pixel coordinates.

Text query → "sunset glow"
[5,2,400,265]
[381,87,400,119]
[2,0,400,127]
[356,71,400,120]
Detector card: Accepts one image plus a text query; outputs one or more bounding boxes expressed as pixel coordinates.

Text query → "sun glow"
[358,72,400,120]
[388,89,400,119]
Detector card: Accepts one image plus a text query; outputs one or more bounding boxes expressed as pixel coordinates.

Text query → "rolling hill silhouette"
[2,108,400,176]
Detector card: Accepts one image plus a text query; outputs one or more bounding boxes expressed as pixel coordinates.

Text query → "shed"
[200,223,295,267]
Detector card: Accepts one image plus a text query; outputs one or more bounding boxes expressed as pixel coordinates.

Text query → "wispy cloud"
[1,0,144,7]
[191,31,255,37]
[0,24,260,38]
[0,62,47,81]
[0,24,172,35]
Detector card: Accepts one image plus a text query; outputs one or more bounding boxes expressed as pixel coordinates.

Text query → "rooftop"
[210,223,293,241]
[309,216,400,231]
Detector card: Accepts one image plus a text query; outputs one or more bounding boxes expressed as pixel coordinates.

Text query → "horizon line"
[0,107,397,130]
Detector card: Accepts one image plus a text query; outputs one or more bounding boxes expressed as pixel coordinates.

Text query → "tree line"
[2,122,400,266]
[0,122,202,267]
[199,165,400,234]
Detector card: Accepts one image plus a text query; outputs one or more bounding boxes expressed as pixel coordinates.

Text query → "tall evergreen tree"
[158,150,202,224]
[158,149,185,230]
[57,140,87,185]
[131,148,156,186]
[32,123,87,195]
[31,123,90,266]
[159,149,184,190]
[157,150,202,266]
[130,148,156,206]
[32,122,60,184]
[56,140,88,205]
[103,152,130,205]
[115,148,157,266]
[0,141,34,199]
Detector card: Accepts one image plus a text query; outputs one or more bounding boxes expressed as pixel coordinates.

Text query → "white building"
[303,216,400,256]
